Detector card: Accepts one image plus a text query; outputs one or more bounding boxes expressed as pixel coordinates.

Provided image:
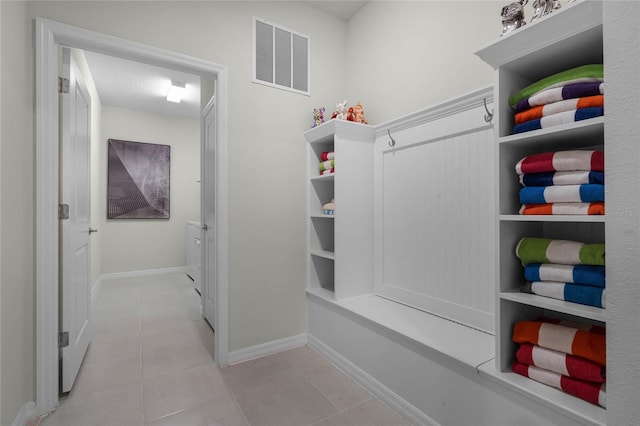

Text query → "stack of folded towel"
[319,151,334,176]
[509,64,604,134]
[512,318,606,408]
[516,237,606,308]
[516,150,605,215]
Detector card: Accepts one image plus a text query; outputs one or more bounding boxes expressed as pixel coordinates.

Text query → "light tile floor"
[39,272,409,426]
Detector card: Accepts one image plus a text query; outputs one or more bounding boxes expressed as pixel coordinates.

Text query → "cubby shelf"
[476,0,606,421]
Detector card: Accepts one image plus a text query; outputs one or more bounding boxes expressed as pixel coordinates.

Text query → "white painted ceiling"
[84,50,202,119]
[83,2,368,119]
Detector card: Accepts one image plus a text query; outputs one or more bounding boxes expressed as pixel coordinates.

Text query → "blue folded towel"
[522,281,605,308]
[519,184,605,204]
[524,263,605,288]
[520,171,604,187]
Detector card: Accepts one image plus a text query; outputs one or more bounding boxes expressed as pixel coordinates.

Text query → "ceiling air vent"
[253,17,309,95]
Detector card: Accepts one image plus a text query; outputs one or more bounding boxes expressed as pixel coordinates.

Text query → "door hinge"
[59,204,70,220]
[201,224,208,231]
[58,77,69,94]
[58,331,69,348]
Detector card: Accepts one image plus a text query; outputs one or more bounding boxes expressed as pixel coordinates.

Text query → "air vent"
[253,17,309,95]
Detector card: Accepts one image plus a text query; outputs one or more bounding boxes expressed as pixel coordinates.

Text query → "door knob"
[88,227,98,234]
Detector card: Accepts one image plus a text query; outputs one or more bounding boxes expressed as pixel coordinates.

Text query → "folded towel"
[516,151,604,175]
[519,171,604,187]
[321,151,335,161]
[516,343,606,383]
[513,107,603,134]
[519,184,605,204]
[516,237,605,266]
[319,159,335,171]
[539,317,605,335]
[524,263,605,288]
[522,281,606,308]
[519,202,605,215]
[513,320,606,366]
[320,168,334,176]
[512,362,606,407]
[514,82,604,113]
[509,64,604,108]
[515,95,604,124]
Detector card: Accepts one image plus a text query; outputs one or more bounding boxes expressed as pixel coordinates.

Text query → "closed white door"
[201,94,216,329]
[60,48,93,393]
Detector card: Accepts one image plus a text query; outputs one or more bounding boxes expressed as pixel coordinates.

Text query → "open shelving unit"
[305,119,375,300]
[476,1,607,423]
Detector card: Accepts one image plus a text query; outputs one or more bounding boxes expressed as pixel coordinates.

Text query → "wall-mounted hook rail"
[387,129,396,147]
[483,98,494,123]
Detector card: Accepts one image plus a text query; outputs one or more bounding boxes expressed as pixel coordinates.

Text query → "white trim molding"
[35,17,229,416]
[308,335,438,426]
[228,333,308,365]
[11,402,36,426]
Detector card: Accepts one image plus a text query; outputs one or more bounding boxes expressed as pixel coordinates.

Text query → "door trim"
[35,17,229,415]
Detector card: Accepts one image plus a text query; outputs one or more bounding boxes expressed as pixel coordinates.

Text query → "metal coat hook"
[483,98,494,123]
[387,129,396,147]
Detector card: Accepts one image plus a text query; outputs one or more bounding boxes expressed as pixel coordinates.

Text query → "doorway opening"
[35,18,229,416]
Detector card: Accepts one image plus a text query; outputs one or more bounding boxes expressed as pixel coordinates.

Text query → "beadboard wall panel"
[374,87,496,334]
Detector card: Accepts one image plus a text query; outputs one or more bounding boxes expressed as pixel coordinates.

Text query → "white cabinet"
[476,1,607,422]
[185,221,202,294]
[304,120,375,300]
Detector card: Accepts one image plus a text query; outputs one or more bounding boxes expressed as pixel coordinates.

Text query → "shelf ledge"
[307,289,494,370]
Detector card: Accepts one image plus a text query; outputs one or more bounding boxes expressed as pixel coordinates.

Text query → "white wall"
[345,1,499,124]
[0,2,33,424]
[99,106,200,273]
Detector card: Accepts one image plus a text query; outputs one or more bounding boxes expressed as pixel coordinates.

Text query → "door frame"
[34,17,229,415]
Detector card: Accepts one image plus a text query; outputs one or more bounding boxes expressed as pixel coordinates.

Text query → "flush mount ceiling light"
[166,80,186,103]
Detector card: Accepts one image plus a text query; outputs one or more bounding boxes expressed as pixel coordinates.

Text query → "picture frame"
[107,138,170,219]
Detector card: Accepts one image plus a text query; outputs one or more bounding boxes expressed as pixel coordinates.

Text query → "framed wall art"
[107,139,170,219]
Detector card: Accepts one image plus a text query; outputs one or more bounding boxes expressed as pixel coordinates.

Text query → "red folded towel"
[512,362,606,407]
[516,150,604,175]
[513,321,605,366]
[516,343,605,383]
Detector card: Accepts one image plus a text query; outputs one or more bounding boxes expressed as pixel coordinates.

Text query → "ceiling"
[83,2,368,119]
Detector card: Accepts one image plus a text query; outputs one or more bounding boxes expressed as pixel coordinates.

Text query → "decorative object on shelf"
[353,101,368,124]
[107,139,170,219]
[530,0,561,23]
[312,107,326,128]
[323,198,335,216]
[512,318,606,407]
[331,100,349,120]
[516,150,605,215]
[500,0,528,36]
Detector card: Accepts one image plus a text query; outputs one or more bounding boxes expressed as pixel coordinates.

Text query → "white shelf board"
[310,173,334,182]
[306,287,335,301]
[474,0,603,69]
[500,214,605,223]
[477,365,605,426]
[499,117,604,146]
[304,119,374,145]
[310,214,335,219]
[500,291,606,322]
[327,294,495,370]
[310,249,335,261]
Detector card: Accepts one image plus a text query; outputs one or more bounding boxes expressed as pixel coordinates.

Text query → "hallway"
[38,272,409,425]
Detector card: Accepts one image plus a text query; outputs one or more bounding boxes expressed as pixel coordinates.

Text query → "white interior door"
[202,92,217,330]
[60,47,92,393]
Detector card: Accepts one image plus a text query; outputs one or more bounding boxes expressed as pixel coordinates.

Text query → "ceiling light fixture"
[166,81,186,103]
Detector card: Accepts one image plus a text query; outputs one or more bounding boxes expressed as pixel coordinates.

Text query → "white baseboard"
[307,334,439,426]
[228,333,308,365]
[92,267,188,304]
[100,266,188,281]
[11,401,36,426]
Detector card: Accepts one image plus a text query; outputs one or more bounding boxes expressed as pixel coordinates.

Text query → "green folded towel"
[516,237,605,266]
[509,64,604,108]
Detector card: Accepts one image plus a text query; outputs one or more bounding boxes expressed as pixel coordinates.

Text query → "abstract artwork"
[107,139,170,219]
